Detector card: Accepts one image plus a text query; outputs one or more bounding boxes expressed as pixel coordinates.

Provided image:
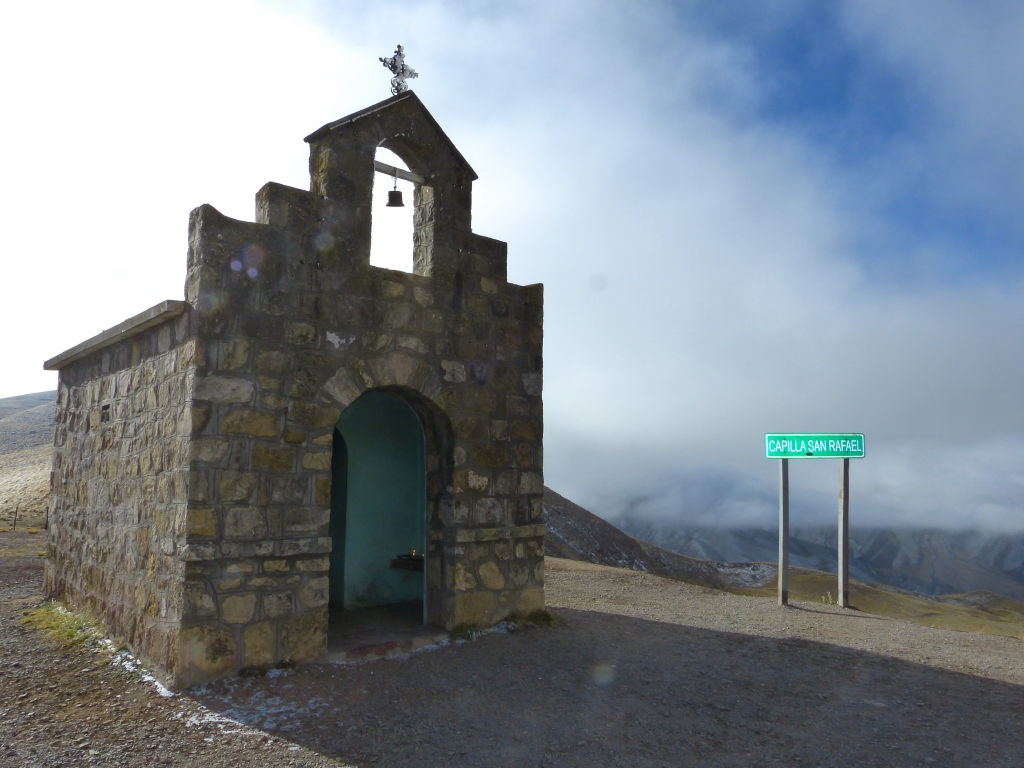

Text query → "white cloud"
[841,1,1024,234]
[2,0,1023,529]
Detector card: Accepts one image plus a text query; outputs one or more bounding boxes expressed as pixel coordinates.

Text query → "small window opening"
[100,404,111,423]
[370,147,415,273]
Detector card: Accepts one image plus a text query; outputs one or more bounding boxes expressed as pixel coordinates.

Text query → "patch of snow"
[714,563,777,588]
[106,648,176,698]
[172,705,266,737]
[146,675,175,698]
[190,676,332,733]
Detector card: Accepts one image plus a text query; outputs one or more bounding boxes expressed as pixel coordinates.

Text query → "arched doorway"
[329,389,426,620]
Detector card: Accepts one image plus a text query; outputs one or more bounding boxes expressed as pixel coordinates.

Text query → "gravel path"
[3,535,1024,767]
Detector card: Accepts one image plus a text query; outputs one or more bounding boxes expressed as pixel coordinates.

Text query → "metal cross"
[379,45,419,95]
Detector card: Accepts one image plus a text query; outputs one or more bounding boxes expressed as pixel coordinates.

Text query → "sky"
[2,0,1024,530]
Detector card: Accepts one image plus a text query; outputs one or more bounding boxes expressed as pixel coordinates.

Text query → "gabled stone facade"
[44,92,545,689]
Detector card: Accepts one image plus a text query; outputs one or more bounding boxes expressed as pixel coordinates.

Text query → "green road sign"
[765,433,865,459]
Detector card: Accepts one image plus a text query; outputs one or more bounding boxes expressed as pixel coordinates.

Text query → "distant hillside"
[543,487,774,590]
[0,444,49,529]
[615,515,1024,601]
[0,401,55,455]
[0,391,55,529]
[0,390,54,422]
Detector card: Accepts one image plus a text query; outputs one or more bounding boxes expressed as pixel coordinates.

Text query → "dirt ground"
[3,534,1024,767]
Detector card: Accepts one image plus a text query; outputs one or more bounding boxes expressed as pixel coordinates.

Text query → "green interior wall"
[329,389,426,611]
[328,434,347,607]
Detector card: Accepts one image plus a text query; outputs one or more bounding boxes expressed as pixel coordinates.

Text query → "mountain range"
[614,515,1024,600]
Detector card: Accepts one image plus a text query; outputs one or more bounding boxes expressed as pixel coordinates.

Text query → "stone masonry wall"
[45,310,196,680]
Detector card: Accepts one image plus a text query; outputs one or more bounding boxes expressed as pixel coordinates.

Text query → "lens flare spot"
[242,243,265,268]
[314,230,334,251]
[592,663,615,687]
[247,267,259,279]
[196,289,226,314]
[230,259,243,272]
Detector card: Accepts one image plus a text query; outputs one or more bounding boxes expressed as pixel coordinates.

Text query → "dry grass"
[727,567,1024,640]
[21,601,104,649]
[508,608,558,628]
[0,530,47,560]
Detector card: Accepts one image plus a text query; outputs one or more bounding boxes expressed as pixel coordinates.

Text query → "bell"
[386,189,404,207]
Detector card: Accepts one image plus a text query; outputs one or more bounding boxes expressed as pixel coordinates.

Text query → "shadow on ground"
[189,607,1024,768]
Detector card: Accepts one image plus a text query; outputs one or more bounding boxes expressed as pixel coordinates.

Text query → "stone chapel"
[42,91,545,689]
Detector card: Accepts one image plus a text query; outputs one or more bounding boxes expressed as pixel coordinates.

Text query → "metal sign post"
[765,434,864,609]
[838,458,850,607]
[778,459,789,606]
